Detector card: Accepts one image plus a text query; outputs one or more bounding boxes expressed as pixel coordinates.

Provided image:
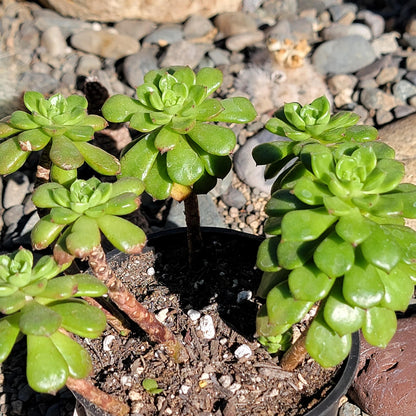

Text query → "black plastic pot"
[72,227,360,416]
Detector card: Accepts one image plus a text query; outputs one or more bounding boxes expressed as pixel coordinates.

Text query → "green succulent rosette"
[0,248,107,393]
[0,91,119,181]
[254,103,416,368]
[102,66,257,200]
[31,176,146,263]
[253,96,379,187]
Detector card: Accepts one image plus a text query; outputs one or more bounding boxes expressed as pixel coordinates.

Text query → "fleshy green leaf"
[266,281,313,327]
[0,315,20,362]
[0,137,30,175]
[143,153,173,200]
[27,334,68,393]
[335,211,372,245]
[31,215,66,251]
[211,97,256,123]
[49,300,107,338]
[50,135,84,170]
[314,232,354,278]
[256,304,291,337]
[39,275,78,299]
[360,226,403,273]
[256,269,289,298]
[50,331,92,379]
[19,301,62,336]
[343,261,384,308]
[97,215,146,254]
[324,280,365,336]
[305,312,352,368]
[74,141,121,176]
[187,122,236,156]
[166,135,204,185]
[362,306,397,347]
[293,177,332,205]
[377,264,415,311]
[281,207,337,242]
[72,274,107,297]
[195,67,222,96]
[256,237,280,272]
[288,263,334,302]
[265,189,309,217]
[120,133,159,180]
[65,216,101,258]
[0,291,26,314]
[252,141,294,165]
[102,95,148,122]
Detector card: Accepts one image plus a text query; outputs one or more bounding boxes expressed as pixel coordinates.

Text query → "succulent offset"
[254,96,416,367]
[0,248,107,393]
[102,66,256,200]
[0,91,119,183]
[30,176,146,262]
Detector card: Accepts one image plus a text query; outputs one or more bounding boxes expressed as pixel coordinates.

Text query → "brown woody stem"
[279,329,308,371]
[87,245,187,362]
[184,191,203,269]
[66,377,130,416]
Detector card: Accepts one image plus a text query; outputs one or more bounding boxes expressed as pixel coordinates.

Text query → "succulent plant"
[102,66,256,200]
[30,176,146,261]
[0,91,118,183]
[0,248,107,393]
[254,96,416,369]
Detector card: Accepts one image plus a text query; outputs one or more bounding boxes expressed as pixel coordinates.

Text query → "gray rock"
[328,3,358,22]
[234,129,287,193]
[394,105,416,119]
[297,0,327,14]
[405,70,416,85]
[122,47,159,88]
[214,12,258,37]
[160,41,212,69]
[165,195,225,228]
[3,205,24,228]
[327,74,358,95]
[76,54,102,76]
[209,171,233,198]
[183,15,216,41]
[225,31,264,51]
[322,23,372,41]
[375,66,399,86]
[360,88,402,111]
[15,21,40,53]
[375,108,393,125]
[393,80,416,102]
[114,19,157,40]
[312,36,376,75]
[406,54,416,71]
[289,16,317,42]
[338,402,362,416]
[143,24,183,47]
[18,72,59,95]
[242,0,264,13]
[33,8,92,38]
[371,32,400,56]
[208,48,231,66]
[221,187,247,209]
[70,29,140,59]
[403,32,416,49]
[3,172,30,209]
[40,26,68,57]
[31,61,52,74]
[357,9,385,38]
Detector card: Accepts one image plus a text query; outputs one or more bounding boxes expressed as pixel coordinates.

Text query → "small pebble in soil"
[198,314,216,339]
[102,335,115,351]
[234,344,253,359]
[237,289,253,302]
[187,309,201,321]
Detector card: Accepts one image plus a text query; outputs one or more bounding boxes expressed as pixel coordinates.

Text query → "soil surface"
[77,229,341,416]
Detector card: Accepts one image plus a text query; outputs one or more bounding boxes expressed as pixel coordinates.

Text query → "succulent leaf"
[50,331,92,379]
[256,237,280,272]
[27,334,69,394]
[0,315,20,362]
[97,215,146,254]
[362,306,397,347]
[305,311,352,368]
[19,301,62,336]
[0,137,30,175]
[49,300,107,338]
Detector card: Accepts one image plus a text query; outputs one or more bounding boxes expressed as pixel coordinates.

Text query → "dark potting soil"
[79,230,341,415]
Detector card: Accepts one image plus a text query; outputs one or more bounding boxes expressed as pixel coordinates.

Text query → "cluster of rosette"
[254,96,416,367]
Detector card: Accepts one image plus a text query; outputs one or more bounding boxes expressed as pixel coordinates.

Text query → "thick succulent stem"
[279,329,308,371]
[184,191,203,269]
[66,377,130,416]
[87,245,187,362]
